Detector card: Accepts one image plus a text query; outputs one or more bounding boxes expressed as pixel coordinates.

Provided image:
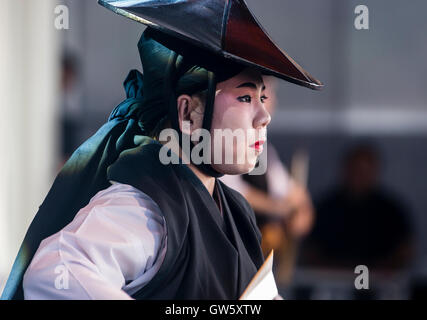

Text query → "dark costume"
[108,139,265,299]
[1,0,322,299]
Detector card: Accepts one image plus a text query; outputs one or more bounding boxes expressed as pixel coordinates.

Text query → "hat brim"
[99,0,323,90]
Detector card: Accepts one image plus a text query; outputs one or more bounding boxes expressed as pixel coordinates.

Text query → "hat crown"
[99,0,323,90]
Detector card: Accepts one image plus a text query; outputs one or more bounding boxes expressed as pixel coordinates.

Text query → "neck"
[188,163,216,196]
[157,135,216,196]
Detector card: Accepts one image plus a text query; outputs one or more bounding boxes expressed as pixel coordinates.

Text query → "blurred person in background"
[304,144,414,272]
[221,76,315,286]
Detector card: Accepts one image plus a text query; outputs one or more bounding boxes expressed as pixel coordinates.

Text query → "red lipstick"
[251,140,265,151]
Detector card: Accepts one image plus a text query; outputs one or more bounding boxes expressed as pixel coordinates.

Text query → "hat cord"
[165,51,224,178]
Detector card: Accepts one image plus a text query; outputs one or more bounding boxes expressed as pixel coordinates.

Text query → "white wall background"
[0,0,60,291]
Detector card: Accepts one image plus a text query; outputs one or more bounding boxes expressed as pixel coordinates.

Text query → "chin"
[211,162,255,175]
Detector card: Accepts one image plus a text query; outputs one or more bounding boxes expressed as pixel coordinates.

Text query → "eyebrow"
[236,82,266,91]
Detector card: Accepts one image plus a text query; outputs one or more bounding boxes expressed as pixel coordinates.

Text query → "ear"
[177,94,205,135]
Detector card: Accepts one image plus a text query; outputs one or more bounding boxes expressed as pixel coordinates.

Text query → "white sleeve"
[23,183,167,300]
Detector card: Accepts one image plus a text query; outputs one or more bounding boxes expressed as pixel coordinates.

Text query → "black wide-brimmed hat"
[99,0,323,90]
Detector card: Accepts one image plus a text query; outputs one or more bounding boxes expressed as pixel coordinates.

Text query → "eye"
[237,95,252,103]
[261,95,269,103]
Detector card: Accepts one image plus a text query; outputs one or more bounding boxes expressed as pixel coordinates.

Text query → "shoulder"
[36,182,167,251]
[81,181,165,223]
[93,181,161,208]
[23,182,168,299]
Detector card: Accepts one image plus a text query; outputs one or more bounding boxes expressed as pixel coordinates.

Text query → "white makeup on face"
[209,68,271,175]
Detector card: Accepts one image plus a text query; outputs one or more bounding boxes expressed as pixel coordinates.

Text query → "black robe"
[107,139,265,299]
[1,62,263,300]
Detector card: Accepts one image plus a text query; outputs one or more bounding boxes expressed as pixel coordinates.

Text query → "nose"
[253,102,271,129]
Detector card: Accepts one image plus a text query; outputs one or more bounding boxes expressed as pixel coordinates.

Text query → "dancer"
[2,0,322,299]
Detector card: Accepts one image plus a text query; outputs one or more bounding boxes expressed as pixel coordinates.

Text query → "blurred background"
[1,0,427,299]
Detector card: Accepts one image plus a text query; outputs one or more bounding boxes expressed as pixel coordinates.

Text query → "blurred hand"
[274,183,314,238]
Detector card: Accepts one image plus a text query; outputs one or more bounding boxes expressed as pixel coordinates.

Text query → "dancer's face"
[176,67,271,174]
[209,68,271,174]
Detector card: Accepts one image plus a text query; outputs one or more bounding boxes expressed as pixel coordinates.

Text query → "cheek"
[207,94,259,172]
[211,95,252,132]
